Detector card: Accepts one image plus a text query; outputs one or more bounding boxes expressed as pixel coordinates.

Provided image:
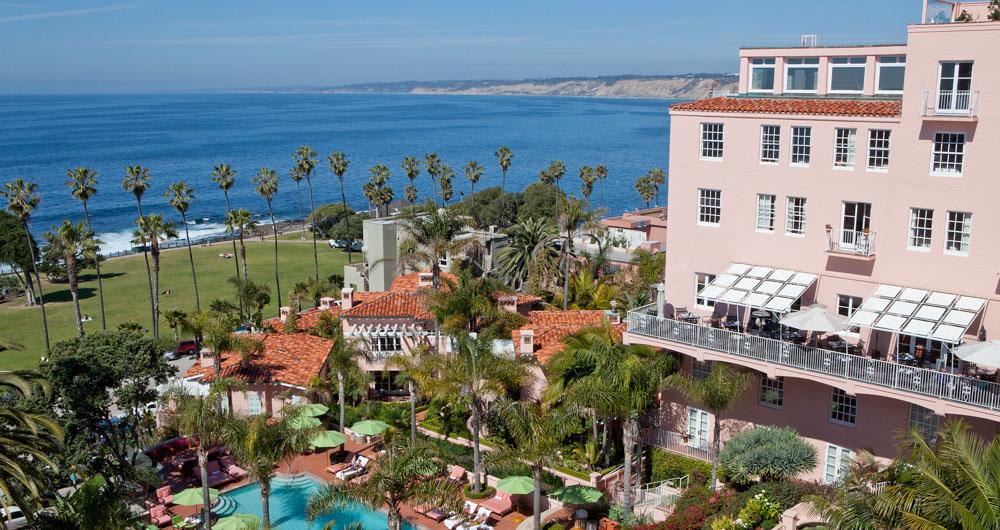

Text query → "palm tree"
[398,208,472,291]
[426,272,523,337]
[164,309,187,342]
[579,165,596,206]
[594,164,608,209]
[1,179,50,351]
[211,164,244,294]
[401,156,421,213]
[294,146,320,281]
[419,333,526,493]
[558,198,599,310]
[665,363,750,492]
[289,166,306,239]
[307,439,463,530]
[223,415,312,530]
[121,164,156,333]
[225,208,256,281]
[493,217,559,291]
[66,167,107,329]
[327,151,354,263]
[494,399,582,530]
[43,220,95,337]
[166,181,201,310]
[325,323,370,431]
[133,214,178,340]
[464,160,483,200]
[635,175,656,208]
[424,153,442,205]
[0,373,63,526]
[648,167,666,207]
[254,168,282,317]
[368,164,392,217]
[387,344,435,447]
[438,165,454,205]
[494,146,513,195]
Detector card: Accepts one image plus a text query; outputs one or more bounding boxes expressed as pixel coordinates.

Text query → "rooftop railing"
[627,306,1000,412]
[826,229,876,257]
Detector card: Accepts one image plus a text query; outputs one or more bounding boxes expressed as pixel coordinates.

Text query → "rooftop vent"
[801,34,818,47]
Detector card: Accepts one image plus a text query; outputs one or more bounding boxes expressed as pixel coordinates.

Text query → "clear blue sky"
[1,0,919,93]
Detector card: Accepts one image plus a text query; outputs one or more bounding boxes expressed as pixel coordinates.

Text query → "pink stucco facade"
[626,6,1000,484]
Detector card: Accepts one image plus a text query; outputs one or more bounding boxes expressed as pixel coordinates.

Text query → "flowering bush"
[735,491,782,530]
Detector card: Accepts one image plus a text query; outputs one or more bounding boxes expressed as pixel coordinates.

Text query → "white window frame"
[875,55,905,94]
[756,193,776,233]
[247,391,262,416]
[694,272,716,309]
[827,57,866,94]
[785,57,820,93]
[837,294,863,334]
[824,444,855,484]
[833,128,857,169]
[866,129,891,171]
[692,359,713,380]
[372,336,403,353]
[908,208,934,252]
[697,188,721,226]
[700,123,724,161]
[829,388,857,426]
[759,376,784,409]
[908,404,940,444]
[791,126,812,166]
[785,196,807,236]
[759,125,780,164]
[687,407,710,449]
[749,57,776,93]
[930,132,965,177]
[945,210,972,256]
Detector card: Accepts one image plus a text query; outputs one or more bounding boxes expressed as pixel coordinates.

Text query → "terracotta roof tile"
[342,291,433,320]
[264,291,385,332]
[390,271,458,293]
[670,97,901,117]
[512,310,610,364]
[184,333,333,388]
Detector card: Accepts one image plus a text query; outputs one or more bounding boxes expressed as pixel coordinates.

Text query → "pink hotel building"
[624,1,1000,483]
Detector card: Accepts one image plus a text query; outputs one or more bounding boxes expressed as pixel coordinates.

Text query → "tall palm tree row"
[211,164,244,296]
[133,214,178,340]
[1,179,51,351]
[424,152,442,205]
[327,151,354,264]
[464,160,483,199]
[438,164,454,205]
[293,146,320,282]
[289,165,307,239]
[66,166,107,329]
[43,220,96,337]
[579,165,596,206]
[367,163,392,217]
[401,156,420,212]
[253,167,282,318]
[166,181,201,311]
[225,208,256,282]
[121,164,157,337]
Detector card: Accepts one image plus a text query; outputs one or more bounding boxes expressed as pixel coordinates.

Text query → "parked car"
[349,241,363,252]
[176,340,199,356]
[329,238,348,248]
[0,506,29,529]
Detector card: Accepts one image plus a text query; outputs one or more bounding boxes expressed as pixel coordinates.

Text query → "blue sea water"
[0,93,672,252]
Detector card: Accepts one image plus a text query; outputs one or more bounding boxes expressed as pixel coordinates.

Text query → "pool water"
[216,475,415,530]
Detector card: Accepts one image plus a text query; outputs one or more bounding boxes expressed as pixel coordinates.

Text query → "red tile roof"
[342,291,434,320]
[184,333,334,388]
[390,271,458,293]
[512,310,611,365]
[264,291,385,332]
[670,97,902,117]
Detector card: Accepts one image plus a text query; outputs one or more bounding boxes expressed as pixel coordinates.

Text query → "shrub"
[739,480,834,511]
[718,426,817,486]
[463,484,496,499]
[543,523,566,530]
[650,449,713,486]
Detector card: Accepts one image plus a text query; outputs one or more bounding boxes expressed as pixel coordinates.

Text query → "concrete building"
[573,206,668,269]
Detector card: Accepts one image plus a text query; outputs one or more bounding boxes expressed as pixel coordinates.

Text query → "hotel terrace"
[624,0,1000,483]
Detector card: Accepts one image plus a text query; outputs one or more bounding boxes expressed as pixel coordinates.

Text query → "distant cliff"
[257,74,738,100]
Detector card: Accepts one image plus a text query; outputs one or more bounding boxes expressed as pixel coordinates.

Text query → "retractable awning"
[695,263,819,313]
[846,284,986,343]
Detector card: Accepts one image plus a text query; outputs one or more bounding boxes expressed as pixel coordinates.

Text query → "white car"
[0,506,29,529]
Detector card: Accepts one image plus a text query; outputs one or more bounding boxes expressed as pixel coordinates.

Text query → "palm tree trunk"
[267,203,281,318]
[305,176,319,281]
[601,419,611,467]
[622,415,636,517]
[532,465,543,530]
[388,510,403,530]
[591,410,600,449]
[198,448,213,530]
[136,199,157,338]
[81,201,107,330]
[562,243,571,310]
[409,380,417,446]
[151,245,161,340]
[338,370,346,431]
[238,233,248,281]
[223,191,244,316]
[471,404,483,493]
[181,212,201,311]
[710,414,720,492]
[68,255,83,337]
[226,389,234,416]
[23,223,50,352]
[294,181,305,240]
[17,266,35,307]
[261,477,272,530]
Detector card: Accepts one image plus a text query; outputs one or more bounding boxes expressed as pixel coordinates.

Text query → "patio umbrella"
[351,420,391,436]
[213,514,260,530]
[953,340,1000,370]
[288,416,322,430]
[496,475,535,495]
[549,485,603,505]
[779,304,847,333]
[172,487,219,506]
[299,403,329,417]
[310,430,348,449]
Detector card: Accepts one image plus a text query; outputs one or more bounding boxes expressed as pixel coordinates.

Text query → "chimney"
[518,329,534,356]
[418,272,433,287]
[279,306,291,322]
[200,346,214,368]
[319,296,336,310]
[341,287,355,310]
[498,295,518,314]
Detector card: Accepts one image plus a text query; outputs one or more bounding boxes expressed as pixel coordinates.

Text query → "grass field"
[0,239,352,371]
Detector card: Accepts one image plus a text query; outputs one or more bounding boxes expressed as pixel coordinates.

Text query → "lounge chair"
[444,501,479,529]
[335,455,370,481]
[478,491,513,517]
[205,460,232,487]
[154,485,173,505]
[171,515,196,529]
[446,466,467,485]
[147,505,171,527]
[220,455,248,479]
[459,507,493,530]
[426,507,449,522]
[327,453,359,475]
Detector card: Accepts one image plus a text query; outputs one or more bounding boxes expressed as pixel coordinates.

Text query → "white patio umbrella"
[952,340,1000,371]
[779,304,848,346]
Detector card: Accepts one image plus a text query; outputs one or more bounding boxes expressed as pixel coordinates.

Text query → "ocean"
[0,93,672,253]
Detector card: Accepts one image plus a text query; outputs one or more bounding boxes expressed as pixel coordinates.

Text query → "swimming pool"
[216,475,416,530]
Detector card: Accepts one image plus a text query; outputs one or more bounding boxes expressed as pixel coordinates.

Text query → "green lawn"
[0,240,350,371]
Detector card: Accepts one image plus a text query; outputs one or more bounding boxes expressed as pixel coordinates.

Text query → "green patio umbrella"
[299,403,329,417]
[550,485,603,505]
[213,513,260,530]
[351,419,391,436]
[288,415,322,430]
[172,487,219,506]
[310,430,348,449]
[496,475,535,495]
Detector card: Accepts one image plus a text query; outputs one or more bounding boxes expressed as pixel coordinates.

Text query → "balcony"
[642,428,710,462]
[922,90,979,119]
[826,229,876,259]
[627,307,1000,413]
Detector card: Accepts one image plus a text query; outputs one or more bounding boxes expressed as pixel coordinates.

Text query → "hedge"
[650,449,712,486]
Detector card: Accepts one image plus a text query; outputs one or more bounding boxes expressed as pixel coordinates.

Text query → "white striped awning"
[346,323,427,339]
[696,263,818,313]
[846,284,985,343]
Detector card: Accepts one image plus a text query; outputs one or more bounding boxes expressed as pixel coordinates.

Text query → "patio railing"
[613,476,687,508]
[643,429,710,461]
[627,306,1000,412]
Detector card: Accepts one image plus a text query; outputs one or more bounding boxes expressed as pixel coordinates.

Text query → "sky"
[1,0,921,94]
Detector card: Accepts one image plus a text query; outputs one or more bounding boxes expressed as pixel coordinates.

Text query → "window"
[750,58,776,92]
[829,57,866,93]
[876,56,905,93]
[834,128,857,169]
[756,194,776,232]
[694,272,716,308]
[759,125,780,163]
[908,404,940,444]
[931,132,965,176]
[838,294,863,333]
[692,359,713,380]
[937,61,973,112]
[785,196,807,235]
[824,444,855,484]
[290,395,303,405]
[867,129,891,170]
[946,211,972,255]
[247,391,262,415]
[219,394,229,414]
[698,189,721,226]
[908,208,934,250]
[759,376,784,409]
[687,407,710,449]
[785,58,819,92]
[830,389,857,426]
[373,336,402,353]
[700,123,724,160]
[791,126,811,165]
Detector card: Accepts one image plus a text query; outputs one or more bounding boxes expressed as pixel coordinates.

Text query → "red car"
[175,340,199,356]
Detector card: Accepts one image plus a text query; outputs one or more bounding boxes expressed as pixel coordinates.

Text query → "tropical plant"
[494,217,559,291]
[2,179,50,351]
[557,198,600,309]
[324,322,370,431]
[464,160,484,200]
[289,165,306,237]
[254,167,282,317]
[647,167,666,206]
[225,208,256,281]
[307,439,463,530]
[294,145,320,281]
[579,165,596,206]
[67,166,107,329]
[424,153,442,205]
[719,426,817,485]
[438,164,454,205]
[367,164,393,217]
[494,146,513,195]
[398,208,473,290]
[594,164,608,208]
[228,276,270,327]
[426,272,525,337]
[164,309,187,342]
[387,344,436,447]
[0,211,39,310]
[34,473,146,530]
[133,214,178,340]
[211,164,244,302]
[665,363,750,491]
[401,156,421,213]
[634,175,656,208]
[166,181,201,310]
[43,220,97,337]
[121,164,156,337]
